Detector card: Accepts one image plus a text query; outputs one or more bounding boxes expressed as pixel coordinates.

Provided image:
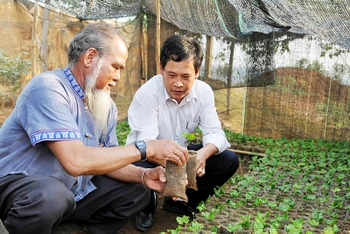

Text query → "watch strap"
[135,140,147,161]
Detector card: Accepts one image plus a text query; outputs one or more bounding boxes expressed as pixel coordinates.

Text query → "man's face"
[160,59,199,103]
[95,38,129,91]
[84,37,128,135]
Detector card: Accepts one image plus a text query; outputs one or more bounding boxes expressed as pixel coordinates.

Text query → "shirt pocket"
[186,122,199,133]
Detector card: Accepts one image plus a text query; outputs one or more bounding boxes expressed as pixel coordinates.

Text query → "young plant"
[227,223,243,232]
[239,215,251,229]
[165,215,190,234]
[186,220,204,231]
[181,132,196,146]
[323,224,339,234]
[196,201,206,212]
[213,185,225,197]
[201,211,215,221]
[285,218,304,233]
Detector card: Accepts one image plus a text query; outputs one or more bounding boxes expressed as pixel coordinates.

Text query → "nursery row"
[163,133,349,234]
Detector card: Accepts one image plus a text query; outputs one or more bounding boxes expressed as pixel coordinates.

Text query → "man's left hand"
[195,151,207,177]
[143,166,166,192]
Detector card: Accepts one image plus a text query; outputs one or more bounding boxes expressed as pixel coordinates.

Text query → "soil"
[48,193,187,234]
[118,160,249,234]
[117,195,180,234]
[64,161,250,234]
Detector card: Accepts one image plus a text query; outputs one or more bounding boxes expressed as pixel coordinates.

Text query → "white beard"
[84,58,111,137]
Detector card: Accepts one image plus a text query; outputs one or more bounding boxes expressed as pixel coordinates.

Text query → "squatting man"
[0,22,188,234]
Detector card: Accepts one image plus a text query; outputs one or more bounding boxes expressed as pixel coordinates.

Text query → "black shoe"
[162,197,197,219]
[134,191,157,232]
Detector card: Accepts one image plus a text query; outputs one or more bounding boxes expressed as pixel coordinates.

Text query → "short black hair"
[160,34,203,73]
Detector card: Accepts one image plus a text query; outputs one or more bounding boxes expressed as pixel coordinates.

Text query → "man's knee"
[30,177,75,216]
[3,176,75,233]
[215,150,239,172]
[230,151,240,168]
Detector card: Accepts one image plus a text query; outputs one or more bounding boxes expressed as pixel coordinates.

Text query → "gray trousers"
[0,174,150,234]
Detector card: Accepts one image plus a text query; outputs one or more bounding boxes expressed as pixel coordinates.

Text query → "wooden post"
[31,2,38,78]
[141,13,148,82]
[324,78,332,139]
[141,28,149,83]
[41,0,51,72]
[203,35,213,81]
[226,39,235,114]
[156,0,161,74]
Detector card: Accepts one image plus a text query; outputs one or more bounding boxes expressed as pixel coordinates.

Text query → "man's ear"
[84,48,98,67]
[159,62,164,74]
[195,68,201,79]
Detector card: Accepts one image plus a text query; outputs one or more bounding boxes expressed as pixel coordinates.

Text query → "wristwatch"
[135,140,147,161]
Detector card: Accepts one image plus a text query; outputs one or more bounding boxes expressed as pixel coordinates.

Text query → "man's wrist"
[135,140,147,161]
[141,168,149,185]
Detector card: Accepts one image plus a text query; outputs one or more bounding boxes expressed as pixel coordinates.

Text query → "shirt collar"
[63,66,85,100]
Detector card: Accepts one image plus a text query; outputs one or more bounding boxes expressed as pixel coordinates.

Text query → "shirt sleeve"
[198,84,230,154]
[126,88,160,145]
[17,74,81,146]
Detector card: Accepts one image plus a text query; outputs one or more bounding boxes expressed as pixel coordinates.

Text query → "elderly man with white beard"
[0,22,188,234]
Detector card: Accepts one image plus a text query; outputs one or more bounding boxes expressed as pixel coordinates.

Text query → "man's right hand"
[146,139,188,166]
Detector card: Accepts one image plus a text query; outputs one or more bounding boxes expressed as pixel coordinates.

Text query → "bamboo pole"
[228,149,267,157]
[203,35,213,81]
[241,86,247,135]
[226,39,235,114]
[31,2,38,78]
[323,78,332,139]
[41,0,51,72]
[140,14,146,84]
[228,148,267,174]
[156,0,161,74]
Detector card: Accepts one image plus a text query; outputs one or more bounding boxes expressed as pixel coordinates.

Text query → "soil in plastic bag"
[186,150,198,191]
[163,150,198,201]
[163,160,188,201]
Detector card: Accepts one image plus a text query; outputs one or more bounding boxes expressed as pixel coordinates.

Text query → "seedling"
[176,215,189,225]
[227,223,243,232]
[201,211,215,221]
[268,201,278,209]
[196,201,206,212]
[323,224,339,234]
[186,220,204,231]
[211,225,219,233]
[229,189,240,198]
[213,185,225,197]
[240,215,251,229]
[226,199,240,209]
[308,219,319,227]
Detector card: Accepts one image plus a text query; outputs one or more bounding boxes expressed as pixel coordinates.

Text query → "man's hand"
[195,143,218,177]
[147,139,188,166]
[195,150,207,177]
[143,166,166,192]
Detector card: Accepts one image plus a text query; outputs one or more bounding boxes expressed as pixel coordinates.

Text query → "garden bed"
[165,136,349,233]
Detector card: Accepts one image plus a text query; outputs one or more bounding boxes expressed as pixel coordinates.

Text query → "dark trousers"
[0,174,150,234]
[134,144,239,209]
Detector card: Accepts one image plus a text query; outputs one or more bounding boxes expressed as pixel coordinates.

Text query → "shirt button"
[85,133,90,138]
[84,106,88,110]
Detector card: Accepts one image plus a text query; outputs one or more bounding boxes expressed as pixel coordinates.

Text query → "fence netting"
[4,0,350,141]
[38,0,350,51]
